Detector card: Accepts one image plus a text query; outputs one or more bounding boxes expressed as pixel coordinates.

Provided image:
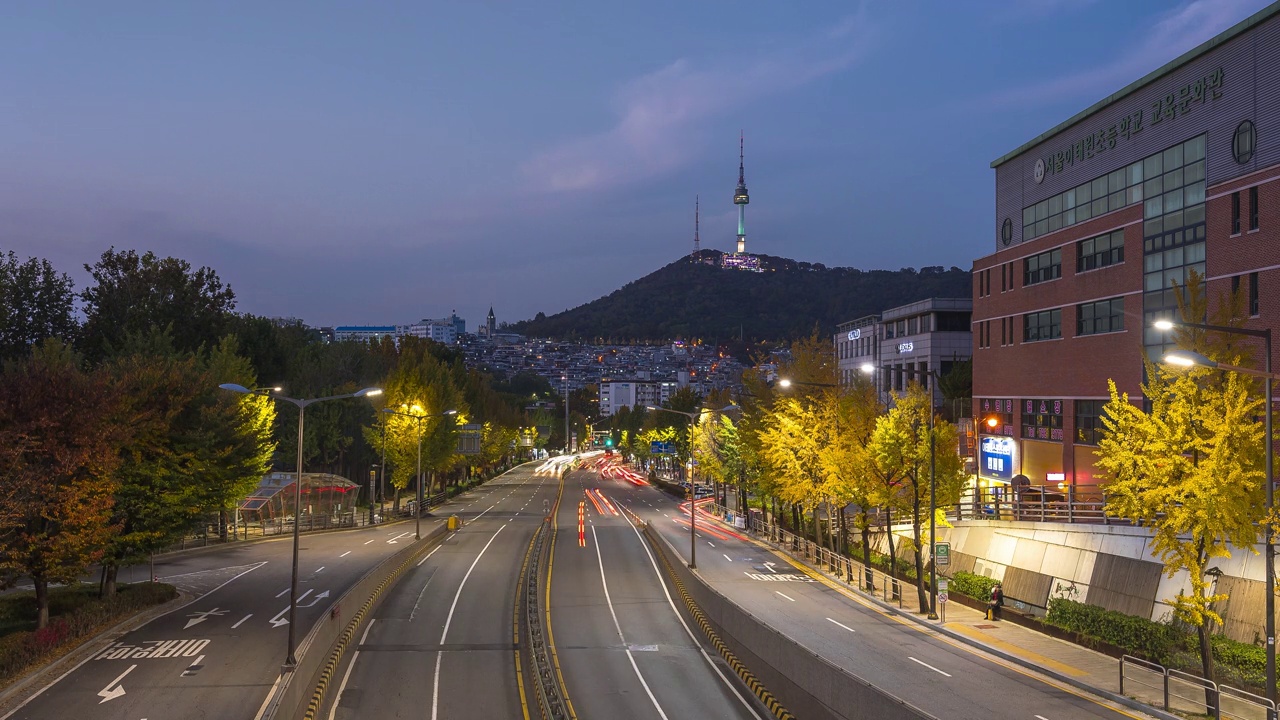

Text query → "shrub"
[949,571,1000,603]
[1045,598,1180,663]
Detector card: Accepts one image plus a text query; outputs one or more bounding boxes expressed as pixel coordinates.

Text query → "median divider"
[640,520,939,720]
[257,521,449,720]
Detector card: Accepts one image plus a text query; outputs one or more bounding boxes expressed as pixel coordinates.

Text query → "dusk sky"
[2,0,1271,330]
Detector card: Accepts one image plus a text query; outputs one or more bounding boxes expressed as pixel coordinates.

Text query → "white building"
[397,318,458,345]
[599,380,662,417]
[334,326,396,343]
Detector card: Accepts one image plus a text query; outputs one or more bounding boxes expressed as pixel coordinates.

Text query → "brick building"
[973,4,1280,495]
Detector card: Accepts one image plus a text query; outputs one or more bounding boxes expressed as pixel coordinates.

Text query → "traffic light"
[605,437,614,447]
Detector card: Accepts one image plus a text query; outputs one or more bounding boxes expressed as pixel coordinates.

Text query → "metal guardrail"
[729,508,904,609]
[1120,654,1277,720]
[525,521,571,720]
[949,487,1113,524]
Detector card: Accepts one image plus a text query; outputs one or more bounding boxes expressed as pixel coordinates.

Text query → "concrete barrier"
[643,524,937,720]
[257,522,449,720]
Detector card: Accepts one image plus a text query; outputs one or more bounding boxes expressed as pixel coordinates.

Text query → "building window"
[1074,400,1107,446]
[1251,272,1260,316]
[1023,159,1145,242]
[1021,398,1064,442]
[1024,249,1062,286]
[1142,135,1207,359]
[1234,120,1255,164]
[1250,186,1259,230]
[1078,229,1125,272]
[978,398,1015,437]
[1232,192,1241,234]
[1077,297,1124,336]
[1001,218,1013,246]
[1024,309,1061,342]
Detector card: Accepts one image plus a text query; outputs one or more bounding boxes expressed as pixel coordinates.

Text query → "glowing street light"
[381,407,458,540]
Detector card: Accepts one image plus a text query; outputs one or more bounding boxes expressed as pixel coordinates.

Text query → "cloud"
[981,0,1270,109]
[987,0,1100,23]
[521,10,877,194]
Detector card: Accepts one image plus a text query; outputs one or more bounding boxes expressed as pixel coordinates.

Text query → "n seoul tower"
[733,132,750,254]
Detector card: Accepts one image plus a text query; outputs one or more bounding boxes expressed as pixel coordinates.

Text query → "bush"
[1045,598,1181,663]
[949,571,1000,603]
[1206,633,1265,687]
[0,582,177,684]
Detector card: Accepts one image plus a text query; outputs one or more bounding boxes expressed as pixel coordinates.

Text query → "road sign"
[650,441,675,455]
[934,542,951,567]
[938,578,949,604]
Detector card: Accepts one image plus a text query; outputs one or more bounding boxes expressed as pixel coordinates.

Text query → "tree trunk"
[34,575,49,630]
[884,506,897,578]
[791,503,801,535]
[812,505,823,551]
[218,509,229,542]
[911,487,929,612]
[1197,621,1218,715]
[103,564,118,598]
[860,513,873,590]
[837,505,848,555]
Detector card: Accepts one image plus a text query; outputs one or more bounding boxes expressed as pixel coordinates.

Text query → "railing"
[1120,654,1276,720]
[730,507,905,609]
[949,486,1114,525]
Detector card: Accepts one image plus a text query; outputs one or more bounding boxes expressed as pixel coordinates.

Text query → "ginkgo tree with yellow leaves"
[1097,276,1267,706]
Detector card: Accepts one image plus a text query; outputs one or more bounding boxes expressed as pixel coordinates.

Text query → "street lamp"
[859,363,944,620]
[381,407,458,540]
[1157,319,1275,712]
[647,404,736,569]
[218,383,381,672]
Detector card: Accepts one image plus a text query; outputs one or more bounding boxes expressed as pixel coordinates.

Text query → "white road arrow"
[269,589,313,627]
[387,532,414,545]
[298,590,330,608]
[97,664,136,704]
[183,607,228,629]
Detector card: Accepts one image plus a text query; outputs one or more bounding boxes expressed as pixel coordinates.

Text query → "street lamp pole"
[383,407,457,540]
[648,404,736,570]
[217,384,381,671]
[1158,320,1275,713]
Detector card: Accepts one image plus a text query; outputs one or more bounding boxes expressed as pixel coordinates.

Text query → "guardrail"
[1119,655,1276,720]
[950,487,1112,524]
[719,506,905,609]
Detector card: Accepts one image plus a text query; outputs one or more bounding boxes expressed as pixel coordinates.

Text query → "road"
[2,481,500,720]
[547,469,763,720]
[596,463,1156,720]
[322,459,558,720]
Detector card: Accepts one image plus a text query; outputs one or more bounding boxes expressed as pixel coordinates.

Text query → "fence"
[949,485,1113,524]
[1119,655,1276,720]
[723,505,906,609]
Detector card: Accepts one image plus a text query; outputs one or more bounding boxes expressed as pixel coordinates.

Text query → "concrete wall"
[871,520,1272,644]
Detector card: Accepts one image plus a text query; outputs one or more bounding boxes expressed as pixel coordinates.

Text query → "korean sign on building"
[980,436,1017,481]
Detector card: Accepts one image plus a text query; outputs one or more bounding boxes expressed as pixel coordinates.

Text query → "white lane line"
[826,618,855,633]
[723,554,732,562]
[417,544,443,567]
[775,592,795,602]
[617,506,764,719]
[232,614,252,629]
[708,542,715,547]
[1035,716,1050,720]
[591,524,671,720]
[470,504,498,523]
[180,654,205,677]
[340,551,351,558]
[431,524,506,720]
[364,539,376,545]
[327,620,376,720]
[275,588,290,599]
[908,656,952,677]
[315,566,325,574]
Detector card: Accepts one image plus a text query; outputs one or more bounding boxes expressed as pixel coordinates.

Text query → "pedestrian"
[989,583,1004,621]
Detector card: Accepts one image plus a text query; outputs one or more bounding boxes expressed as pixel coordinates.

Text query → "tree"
[1096,275,1266,711]
[821,377,882,574]
[80,248,237,362]
[0,340,124,627]
[0,251,77,361]
[758,395,835,550]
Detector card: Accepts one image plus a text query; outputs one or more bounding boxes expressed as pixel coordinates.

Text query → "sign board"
[650,441,675,455]
[939,578,949,604]
[457,424,482,455]
[897,341,914,353]
[934,542,951,567]
[979,436,1017,481]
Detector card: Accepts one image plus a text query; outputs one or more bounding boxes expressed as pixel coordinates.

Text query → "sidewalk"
[697,505,1270,720]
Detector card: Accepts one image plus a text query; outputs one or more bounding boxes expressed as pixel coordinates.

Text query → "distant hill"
[510,250,971,343]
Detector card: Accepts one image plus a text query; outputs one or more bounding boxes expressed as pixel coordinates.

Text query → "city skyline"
[1,0,1269,327]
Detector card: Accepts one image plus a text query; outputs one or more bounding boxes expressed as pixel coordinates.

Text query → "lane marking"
[232,614,252,629]
[417,544,443,567]
[776,591,795,602]
[275,588,290,598]
[908,656,952,677]
[340,551,351,558]
[1036,716,1050,720]
[180,654,204,677]
[708,542,715,548]
[315,566,326,574]
[723,554,732,562]
[364,539,376,545]
[826,618,855,633]
[327,620,376,720]
[96,664,135,703]
[432,524,507,720]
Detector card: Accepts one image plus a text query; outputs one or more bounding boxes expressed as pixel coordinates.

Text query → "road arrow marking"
[98,664,135,703]
[298,590,330,608]
[388,532,414,544]
[183,607,228,629]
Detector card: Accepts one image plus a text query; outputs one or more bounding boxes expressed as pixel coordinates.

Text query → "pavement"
[598,464,1167,720]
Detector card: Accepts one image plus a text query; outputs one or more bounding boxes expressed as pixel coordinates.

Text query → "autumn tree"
[821,376,882,571]
[0,340,124,627]
[0,251,77,361]
[1097,275,1266,709]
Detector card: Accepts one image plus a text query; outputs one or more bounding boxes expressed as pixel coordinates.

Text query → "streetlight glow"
[1153,319,1175,331]
[1162,351,1206,367]
[777,378,792,388]
[859,363,875,374]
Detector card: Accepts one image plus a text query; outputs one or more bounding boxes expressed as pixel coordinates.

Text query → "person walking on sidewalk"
[989,583,1004,621]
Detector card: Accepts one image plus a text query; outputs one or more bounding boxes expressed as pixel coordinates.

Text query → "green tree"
[0,251,77,361]
[821,376,882,572]
[0,340,124,627]
[79,248,237,362]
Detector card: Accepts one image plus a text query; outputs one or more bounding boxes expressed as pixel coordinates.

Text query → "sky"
[1,0,1273,330]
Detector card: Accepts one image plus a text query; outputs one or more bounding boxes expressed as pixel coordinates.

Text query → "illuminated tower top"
[734,133,750,206]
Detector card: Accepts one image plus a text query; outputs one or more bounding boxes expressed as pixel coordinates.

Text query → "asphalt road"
[548,469,764,720]
[1,471,526,720]
[600,467,1157,720]
[322,460,559,720]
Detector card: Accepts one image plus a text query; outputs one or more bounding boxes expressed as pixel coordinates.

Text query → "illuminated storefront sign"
[847,329,861,341]
[980,436,1017,481]
[897,342,914,353]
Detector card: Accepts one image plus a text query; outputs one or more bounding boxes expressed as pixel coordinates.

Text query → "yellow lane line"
[543,470,579,720]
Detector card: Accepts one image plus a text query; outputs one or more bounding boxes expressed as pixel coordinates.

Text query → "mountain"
[510,250,972,343]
